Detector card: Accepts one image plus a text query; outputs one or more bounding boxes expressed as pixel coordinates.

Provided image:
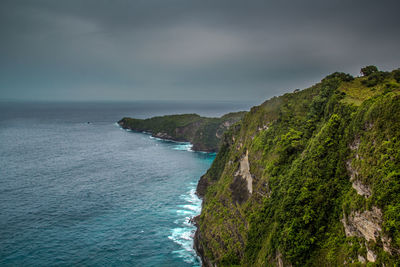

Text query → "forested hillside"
[195,67,400,266]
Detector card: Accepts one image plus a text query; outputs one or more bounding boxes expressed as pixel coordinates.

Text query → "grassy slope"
[118,111,246,152]
[196,68,400,266]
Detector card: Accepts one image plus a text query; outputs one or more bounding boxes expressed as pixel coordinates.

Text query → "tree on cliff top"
[360,65,378,76]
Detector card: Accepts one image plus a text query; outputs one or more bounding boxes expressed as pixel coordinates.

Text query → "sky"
[1,0,399,102]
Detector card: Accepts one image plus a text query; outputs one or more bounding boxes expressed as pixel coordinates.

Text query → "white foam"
[176,209,194,215]
[168,228,193,250]
[168,186,202,265]
[172,143,193,152]
[147,135,195,152]
[178,204,201,212]
[182,217,192,227]
[180,189,201,205]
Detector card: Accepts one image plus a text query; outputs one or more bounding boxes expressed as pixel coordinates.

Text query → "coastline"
[119,121,210,265]
[118,121,218,153]
[117,111,246,153]
[193,215,211,267]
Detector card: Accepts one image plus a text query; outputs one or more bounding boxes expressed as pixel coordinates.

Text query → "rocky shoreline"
[118,120,216,153]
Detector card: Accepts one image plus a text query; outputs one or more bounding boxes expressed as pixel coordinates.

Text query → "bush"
[323,72,354,82]
[362,71,390,87]
[360,65,378,76]
[393,69,400,83]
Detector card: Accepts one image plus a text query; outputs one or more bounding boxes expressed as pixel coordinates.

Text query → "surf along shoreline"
[118,123,215,265]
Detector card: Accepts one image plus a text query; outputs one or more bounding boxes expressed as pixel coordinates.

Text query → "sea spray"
[168,187,202,266]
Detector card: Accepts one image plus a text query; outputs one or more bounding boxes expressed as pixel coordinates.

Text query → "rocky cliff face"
[195,69,400,266]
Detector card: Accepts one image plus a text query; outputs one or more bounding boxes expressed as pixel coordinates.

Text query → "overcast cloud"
[1,0,399,102]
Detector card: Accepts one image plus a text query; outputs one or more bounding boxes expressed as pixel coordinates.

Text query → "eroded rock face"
[257,124,269,132]
[342,206,382,243]
[194,228,216,267]
[154,132,174,140]
[367,248,377,262]
[235,150,253,194]
[347,137,372,198]
[230,150,253,204]
[276,252,284,267]
[352,180,372,197]
[196,174,210,198]
[358,254,366,263]
[343,137,399,260]
[341,206,394,262]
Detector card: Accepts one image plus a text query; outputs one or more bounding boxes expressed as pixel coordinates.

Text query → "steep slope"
[195,67,400,265]
[118,111,246,152]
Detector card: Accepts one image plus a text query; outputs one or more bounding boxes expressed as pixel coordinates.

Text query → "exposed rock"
[230,150,254,204]
[194,229,215,267]
[358,254,366,263]
[256,181,271,198]
[352,179,372,198]
[230,173,250,204]
[346,158,358,180]
[346,137,372,198]
[257,124,269,132]
[235,150,253,194]
[154,132,174,140]
[274,251,293,267]
[367,247,377,262]
[223,121,232,127]
[236,142,243,150]
[342,206,382,242]
[196,174,210,198]
[343,206,400,257]
[189,215,200,229]
[349,136,360,150]
[340,206,399,260]
[276,252,284,267]
[381,235,400,255]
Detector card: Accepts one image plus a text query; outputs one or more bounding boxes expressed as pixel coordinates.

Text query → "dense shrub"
[362,71,390,87]
[360,65,378,76]
[323,72,354,82]
[393,69,400,82]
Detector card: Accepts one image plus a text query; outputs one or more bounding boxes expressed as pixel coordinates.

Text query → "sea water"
[0,101,251,266]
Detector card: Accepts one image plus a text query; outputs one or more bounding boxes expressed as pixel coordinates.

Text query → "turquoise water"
[0,101,250,266]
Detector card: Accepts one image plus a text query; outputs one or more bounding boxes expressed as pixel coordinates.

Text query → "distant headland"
[118,111,246,152]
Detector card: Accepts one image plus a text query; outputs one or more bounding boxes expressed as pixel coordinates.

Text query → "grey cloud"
[0,0,399,102]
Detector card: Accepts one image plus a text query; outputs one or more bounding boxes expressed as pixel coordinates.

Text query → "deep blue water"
[0,101,252,266]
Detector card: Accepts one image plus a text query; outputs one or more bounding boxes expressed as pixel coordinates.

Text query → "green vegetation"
[338,67,399,106]
[360,65,378,76]
[195,67,400,266]
[118,111,245,152]
[393,69,400,83]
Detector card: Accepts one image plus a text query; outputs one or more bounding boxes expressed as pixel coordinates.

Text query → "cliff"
[195,67,400,265]
[118,111,246,152]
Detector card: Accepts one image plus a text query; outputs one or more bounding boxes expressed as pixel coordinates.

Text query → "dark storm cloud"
[1,0,399,102]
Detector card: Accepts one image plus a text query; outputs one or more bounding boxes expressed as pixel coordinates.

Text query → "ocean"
[0,101,252,266]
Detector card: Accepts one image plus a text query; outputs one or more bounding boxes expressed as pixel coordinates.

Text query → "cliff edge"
[195,67,400,266]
